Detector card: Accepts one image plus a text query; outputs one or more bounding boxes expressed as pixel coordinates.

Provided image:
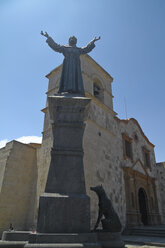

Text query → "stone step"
[25,243,101,248]
[134,230,165,233]
[1,232,124,248]
[132,229,165,232]
[125,228,165,237]
[132,232,165,237]
[29,233,98,244]
[131,229,165,232]
[0,241,26,248]
[2,231,31,241]
[132,228,165,232]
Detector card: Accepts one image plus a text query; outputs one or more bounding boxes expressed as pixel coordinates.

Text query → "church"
[0,54,164,236]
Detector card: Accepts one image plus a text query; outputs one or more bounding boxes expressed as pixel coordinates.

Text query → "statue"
[41,31,100,96]
[90,185,122,232]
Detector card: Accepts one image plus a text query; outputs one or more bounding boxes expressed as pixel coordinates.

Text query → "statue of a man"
[41,31,100,96]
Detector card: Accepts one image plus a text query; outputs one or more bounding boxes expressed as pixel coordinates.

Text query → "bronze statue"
[41,31,100,96]
[90,185,122,232]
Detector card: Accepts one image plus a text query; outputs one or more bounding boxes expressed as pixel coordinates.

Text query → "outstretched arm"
[91,36,101,43]
[41,31,64,53]
[41,31,49,38]
[80,36,101,55]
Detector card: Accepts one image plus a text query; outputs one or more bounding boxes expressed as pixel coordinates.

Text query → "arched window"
[93,79,104,102]
[142,147,151,169]
[93,83,101,96]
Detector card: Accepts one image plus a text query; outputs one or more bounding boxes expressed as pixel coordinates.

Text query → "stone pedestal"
[37,95,91,233]
[1,95,125,248]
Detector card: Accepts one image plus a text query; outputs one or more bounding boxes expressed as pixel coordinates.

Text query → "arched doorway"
[138,188,148,225]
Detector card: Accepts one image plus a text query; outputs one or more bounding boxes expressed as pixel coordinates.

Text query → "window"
[143,147,151,169]
[134,133,138,142]
[93,80,104,102]
[125,140,132,158]
[122,133,133,161]
[94,84,101,96]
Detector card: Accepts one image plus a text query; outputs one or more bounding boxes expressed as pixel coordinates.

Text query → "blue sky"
[0,0,165,162]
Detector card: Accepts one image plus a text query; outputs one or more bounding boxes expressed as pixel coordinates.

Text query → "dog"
[90,185,122,232]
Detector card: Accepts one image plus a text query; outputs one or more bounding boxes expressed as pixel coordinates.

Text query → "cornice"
[42,91,117,117]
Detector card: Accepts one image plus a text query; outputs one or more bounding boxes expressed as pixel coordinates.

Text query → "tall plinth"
[37,95,91,233]
[1,97,125,248]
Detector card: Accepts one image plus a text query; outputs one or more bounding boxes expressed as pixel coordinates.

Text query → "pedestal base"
[2,231,31,241]
[1,231,125,248]
[97,232,125,248]
[37,193,90,233]
[26,232,124,248]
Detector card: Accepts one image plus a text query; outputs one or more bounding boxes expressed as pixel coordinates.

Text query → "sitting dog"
[90,185,122,232]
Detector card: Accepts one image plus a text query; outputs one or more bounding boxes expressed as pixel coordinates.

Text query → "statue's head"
[90,185,105,195]
[69,36,77,46]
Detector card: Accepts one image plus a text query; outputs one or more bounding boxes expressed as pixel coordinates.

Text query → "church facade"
[0,55,164,236]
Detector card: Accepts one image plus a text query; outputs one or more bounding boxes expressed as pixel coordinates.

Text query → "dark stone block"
[37,193,90,233]
[96,232,125,248]
[29,233,98,244]
[45,151,86,194]
[2,231,31,241]
[0,241,26,247]
[25,243,101,248]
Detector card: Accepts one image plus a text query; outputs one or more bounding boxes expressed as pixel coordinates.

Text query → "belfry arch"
[93,78,104,102]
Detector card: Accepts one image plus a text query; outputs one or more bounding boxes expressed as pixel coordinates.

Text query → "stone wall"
[0,142,13,194]
[155,162,165,223]
[115,118,162,226]
[83,120,126,228]
[0,141,38,236]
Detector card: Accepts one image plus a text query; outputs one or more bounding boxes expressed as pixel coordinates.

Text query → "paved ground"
[123,235,165,244]
[123,234,165,248]
[126,245,164,248]
[127,226,165,230]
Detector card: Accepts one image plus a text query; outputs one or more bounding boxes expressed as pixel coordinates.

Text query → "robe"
[46,37,95,96]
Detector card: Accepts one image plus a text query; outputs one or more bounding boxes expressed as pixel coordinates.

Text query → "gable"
[132,159,148,176]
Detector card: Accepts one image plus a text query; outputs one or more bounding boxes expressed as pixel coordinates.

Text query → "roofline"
[45,64,62,78]
[84,54,113,82]
[156,162,165,166]
[115,117,155,148]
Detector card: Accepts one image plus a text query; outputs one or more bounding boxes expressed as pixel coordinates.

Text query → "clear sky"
[0,0,165,162]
